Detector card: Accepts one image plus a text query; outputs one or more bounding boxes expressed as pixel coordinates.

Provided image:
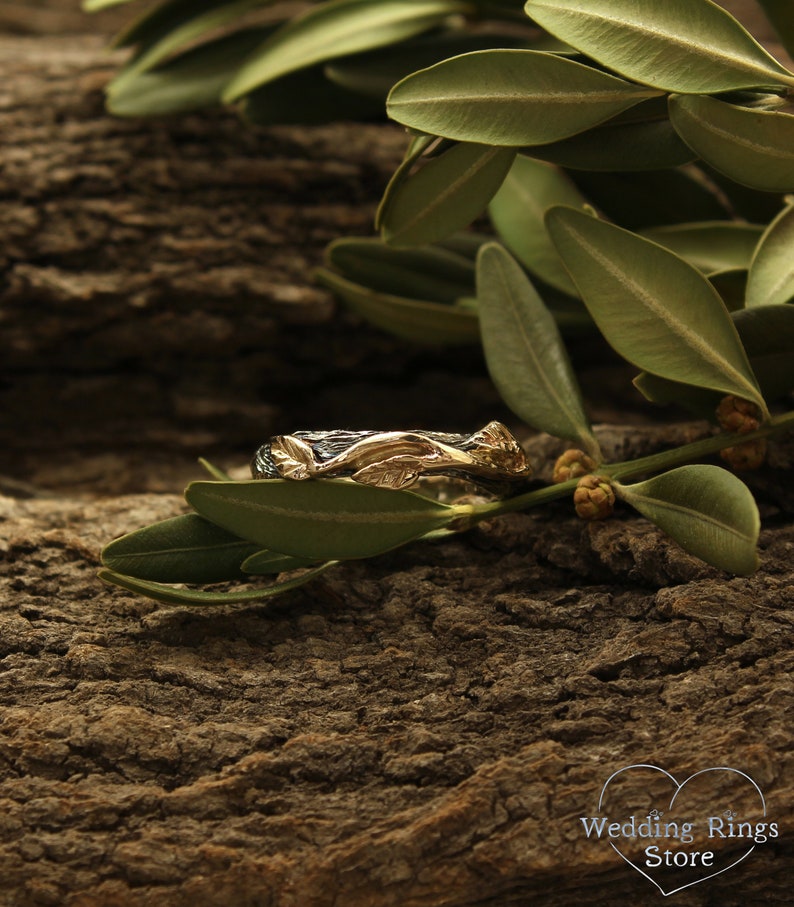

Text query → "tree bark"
[2,7,793,907]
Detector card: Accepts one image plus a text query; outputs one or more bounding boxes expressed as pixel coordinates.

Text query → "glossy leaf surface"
[224,0,466,100]
[101,513,261,583]
[669,95,794,192]
[380,142,515,247]
[325,238,474,303]
[110,0,265,81]
[476,243,597,453]
[546,207,766,412]
[489,155,584,295]
[525,0,794,92]
[387,50,660,146]
[615,465,759,575]
[315,268,479,345]
[641,222,763,275]
[186,479,459,560]
[108,27,272,116]
[746,200,794,306]
[98,562,336,606]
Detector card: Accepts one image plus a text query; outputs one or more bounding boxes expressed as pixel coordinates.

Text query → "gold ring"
[251,421,533,494]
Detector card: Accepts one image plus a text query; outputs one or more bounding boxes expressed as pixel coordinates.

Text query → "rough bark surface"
[2,4,794,906]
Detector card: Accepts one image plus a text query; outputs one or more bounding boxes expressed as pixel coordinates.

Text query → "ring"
[251,421,533,493]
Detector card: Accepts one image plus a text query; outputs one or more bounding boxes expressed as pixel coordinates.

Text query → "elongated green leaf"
[641,222,763,275]
[224,0,467,101]
[731,304,794,398]
[107,27,273,116]
[489,155,585,295]
[525,0,794,93]
[386,50,660,146]
[756,0,794,60]
[241,550,319,574]
[315,268,479,345]
[632,372,721,417]
[185,479,459,560]
[109,0,266,89]
[375,133,437,232]
[325,238,474,303]
[525,110,695,172]
[98,562,336,606]
[243,64,382,126]
[101,513,260,583]
[669,95,794,193]
[614,466,759,575]
[476,243,597,454]
[746,200,794,306]
[381,142,515,247]
[637,303,794,409]
[545,206,767,413]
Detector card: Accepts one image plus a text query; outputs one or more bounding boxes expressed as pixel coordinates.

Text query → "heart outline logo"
[597,764,766,897]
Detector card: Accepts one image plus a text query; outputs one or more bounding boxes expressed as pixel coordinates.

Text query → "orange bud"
[553,449,597,484]
[720,438,767,471]
[716,396,761,434]
[573,475,615,521]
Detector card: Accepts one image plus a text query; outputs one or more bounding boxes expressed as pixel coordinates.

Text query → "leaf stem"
[468,409,794,522]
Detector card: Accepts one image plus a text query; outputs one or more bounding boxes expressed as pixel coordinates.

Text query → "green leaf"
[98,562,336,606]
[732,304,794,399]
[375,133,437,232]
[240,550,319,574]
[669,95,794,193]
[632,372,721,418]
[566,168,730,230]
[755,0,794,60]
[107,27,273,116]
[476,243,598,454]
[636,303,794,410]
[380,142,516,247]
[545,206,767,414]
[640,222,763,275]
[101,513,260,583]
[242,65,382,126]
[109,0,266,84]
[746,200,794,307]
[185,479,460,560]
[524,0,794,93]
[315,268,479,345]
[614,466,759,575]
[223,0,467,101]
[386,49,661,146]
[489,155,584,296]
[325,238,474,303]
[524,102,696,172]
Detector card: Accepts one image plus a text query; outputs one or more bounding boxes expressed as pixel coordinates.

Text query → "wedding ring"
[251,421,533,493]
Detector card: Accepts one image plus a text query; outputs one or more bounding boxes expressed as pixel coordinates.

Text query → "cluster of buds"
[554,449,614,520]
[716,395,767,471]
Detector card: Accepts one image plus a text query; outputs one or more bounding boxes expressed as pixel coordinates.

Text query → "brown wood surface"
[1,3,793,905]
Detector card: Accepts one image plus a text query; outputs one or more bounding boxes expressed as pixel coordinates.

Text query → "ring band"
[251,421,532,493]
